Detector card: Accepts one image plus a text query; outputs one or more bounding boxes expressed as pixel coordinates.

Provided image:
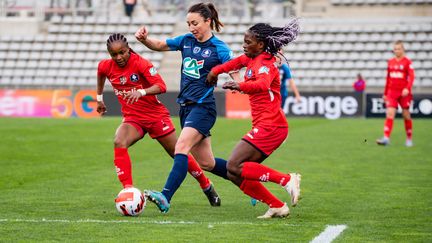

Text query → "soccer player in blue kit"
[135,2,240,213]
[277,50,301,109]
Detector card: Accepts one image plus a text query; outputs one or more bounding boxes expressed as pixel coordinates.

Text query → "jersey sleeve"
[406,59,415,90]
[239,63,275,94]
[97,60,109,77]
[137,58,167,93]
[166,34,186,51]
[212,54,249,75]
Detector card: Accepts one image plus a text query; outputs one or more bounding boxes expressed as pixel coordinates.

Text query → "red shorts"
[242,126,288,156]
[386,90,412,109]
[123,114,175,139]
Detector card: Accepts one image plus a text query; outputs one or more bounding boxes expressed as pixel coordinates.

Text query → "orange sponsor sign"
[225,91,251,118]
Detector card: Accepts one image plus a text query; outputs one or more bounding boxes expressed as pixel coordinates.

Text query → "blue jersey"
[279,63,292,97]
[166,33,233,104]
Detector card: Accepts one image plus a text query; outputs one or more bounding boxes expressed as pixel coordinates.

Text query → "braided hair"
[106,33,136,54]
[248,19,299,56]
[107,33,128,48]
[188,2,224,32]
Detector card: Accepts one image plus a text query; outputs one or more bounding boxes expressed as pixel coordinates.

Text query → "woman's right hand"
[135,26,149,42]
[97,101,107,115]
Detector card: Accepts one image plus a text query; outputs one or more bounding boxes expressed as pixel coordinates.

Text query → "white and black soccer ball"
[115,187,146,216]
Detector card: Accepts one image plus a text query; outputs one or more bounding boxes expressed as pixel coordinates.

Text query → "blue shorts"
[179,102,216,137]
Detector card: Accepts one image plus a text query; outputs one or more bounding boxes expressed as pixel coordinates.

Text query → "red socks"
[240,180,284,208]
[241,162,291,186]
[384,118,394,138]
[114,148,133,188]
[187,154,211,190]
[113,149,210,190]
[404,119,413,140]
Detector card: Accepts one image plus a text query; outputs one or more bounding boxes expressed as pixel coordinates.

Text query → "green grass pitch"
[0,117,431,242]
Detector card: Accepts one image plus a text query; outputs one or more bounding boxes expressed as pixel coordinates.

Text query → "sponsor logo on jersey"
[149,67,157,76]
[258,66,269,74]
[246,69,253,78]
[193,47,201,54]
[202,48,211,58]
[389,71,404,79]
[183,45,191,48]
[182,57,204,79]
[130,73,139,82]
[120,76,127,85]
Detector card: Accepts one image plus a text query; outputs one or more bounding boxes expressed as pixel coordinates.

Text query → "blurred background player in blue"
[276,49,301,109]
[135,2,240,213]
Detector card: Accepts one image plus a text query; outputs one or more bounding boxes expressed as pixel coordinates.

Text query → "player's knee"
[174,140,191,154]
[113,137,128,148]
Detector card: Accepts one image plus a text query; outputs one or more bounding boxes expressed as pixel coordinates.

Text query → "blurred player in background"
[206,20,301,219]
[276,49,301,109]
[135,2,240,213]
[376,40,415,147]
[353,73,366,93]
[96,33,220,207]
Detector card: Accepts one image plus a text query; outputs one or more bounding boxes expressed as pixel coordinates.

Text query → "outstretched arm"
[135,26,170,51]
[207,55,248,86]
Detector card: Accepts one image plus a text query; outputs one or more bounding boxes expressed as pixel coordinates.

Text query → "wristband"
[96,94,103,102]
[137,89,146,96]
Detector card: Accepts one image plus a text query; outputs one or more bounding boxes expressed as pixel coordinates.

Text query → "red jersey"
[384,56,415,95]
[98,52,170,120]
[213,52,287,128]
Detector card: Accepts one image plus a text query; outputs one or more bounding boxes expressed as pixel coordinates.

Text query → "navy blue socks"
[210,157,229,180]
[161,153,188,202]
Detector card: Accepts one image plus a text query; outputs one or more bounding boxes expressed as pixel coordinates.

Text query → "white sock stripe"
[310,225,347,243]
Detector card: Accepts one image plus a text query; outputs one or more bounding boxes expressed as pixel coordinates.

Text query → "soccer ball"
[115,187,146,216]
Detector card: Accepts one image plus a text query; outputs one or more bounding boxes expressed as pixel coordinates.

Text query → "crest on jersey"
[193,47,201,54]
[149,67,157,76]
[246,69,253,78]
[120,76,127,85]
[182,57,204,79]
[130,73,139,82]
[258,66,269,74]
[202,49,212,58]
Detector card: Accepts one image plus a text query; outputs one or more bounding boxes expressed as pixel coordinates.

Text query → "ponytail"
[188,2,223,32]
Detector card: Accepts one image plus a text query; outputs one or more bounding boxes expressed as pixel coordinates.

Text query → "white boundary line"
[0,218,306,227]
[310,225,347,243]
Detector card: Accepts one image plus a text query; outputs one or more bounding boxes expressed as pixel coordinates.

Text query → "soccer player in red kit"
[376,40,415,147]
[207,20,301,219]
[96,33,221,206]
